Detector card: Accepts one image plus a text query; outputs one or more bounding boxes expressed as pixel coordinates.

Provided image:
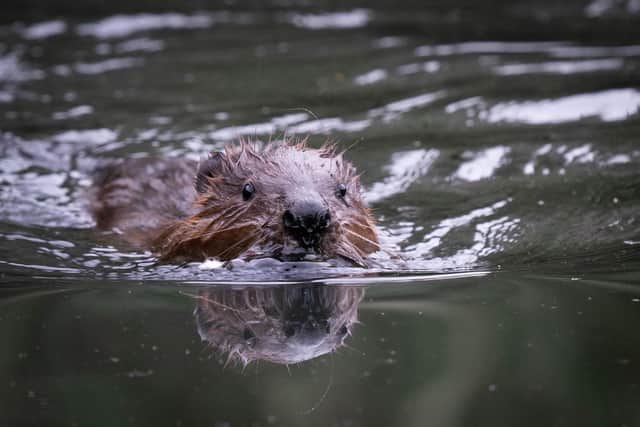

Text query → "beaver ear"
[195,152,224,193]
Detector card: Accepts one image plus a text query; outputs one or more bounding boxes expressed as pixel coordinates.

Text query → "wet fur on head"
[151,138,379,265]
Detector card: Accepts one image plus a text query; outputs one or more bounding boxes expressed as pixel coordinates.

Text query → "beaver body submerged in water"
[91,140,380,266]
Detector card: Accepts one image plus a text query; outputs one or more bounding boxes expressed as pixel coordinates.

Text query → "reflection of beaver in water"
[91,139,379,266]
[194,284,364,365]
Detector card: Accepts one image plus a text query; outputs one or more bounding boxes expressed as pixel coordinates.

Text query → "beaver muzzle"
[282,198,331,250]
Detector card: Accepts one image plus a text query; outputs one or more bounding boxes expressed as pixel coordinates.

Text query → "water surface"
[1,0,639,426]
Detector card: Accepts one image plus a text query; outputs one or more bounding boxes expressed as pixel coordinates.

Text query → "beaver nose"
[283,200,331,249]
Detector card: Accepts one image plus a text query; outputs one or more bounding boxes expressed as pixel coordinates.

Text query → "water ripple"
[406,199,511,259]
[19,20,67,40]
[366,149,439,204]
[487,89,640,124]
[494,58,623,75]
[77,13,218,39]
[454,147,511,182]
[287,9,371,30]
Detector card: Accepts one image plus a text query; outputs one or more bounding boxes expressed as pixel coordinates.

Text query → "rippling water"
[1,1,640,426]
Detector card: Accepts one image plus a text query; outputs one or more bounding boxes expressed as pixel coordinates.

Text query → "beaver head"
[153,140,379,266]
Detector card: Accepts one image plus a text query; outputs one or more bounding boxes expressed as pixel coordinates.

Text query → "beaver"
[90,139,379,266]
[194,284,364,365]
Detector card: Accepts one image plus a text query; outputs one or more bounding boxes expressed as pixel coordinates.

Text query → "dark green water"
[1,0,640,426]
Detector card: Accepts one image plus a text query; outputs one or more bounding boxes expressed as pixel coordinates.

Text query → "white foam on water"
[454,146,510,182]
[288,118,371,134]
[605,154,632,165]
[585,0,640,16]
[287,9,371,29]
[487,89,640,124]
[209,113,371,141]
[0,90,14,103]
[414,40,640,59]
[405,199,510,258]
[494,58,623,75]
[0,52,45,82]
[77,13,216,38]
[115,37,165,53]
[365,149,440,204]
[468,216,521,258]
[395,60,440,75]
[52,105,93,120]
[207,113,372,141]
[382,91,446,113]
[20,20,67,39]
[210,122,277,140]
[353,62,440,85]
[52,128,117,145]
[563,144,597,165]
[73,57,143,74]
[523,143,553,175]
[415,41,566,57]
[354,69,388,85]
[585,0,616,17]
[432,215,520,266]
[271,112,309,127]
[368,91,446,122]
[209,113,312,141]
[548,44,640,58]
[0,163,93,228]
[208,113,310,141]
[444,96,485,114]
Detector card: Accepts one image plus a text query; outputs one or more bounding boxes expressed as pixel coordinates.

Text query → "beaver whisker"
[199,212,244,236]
[336,252,366,267]
[215,230,264,259]
[237,231,282,259]
[343,227,381,250]
[199,201,250,224]
[245,144,265,163]
[199,217,252,241]
[335,242,366,267]
[216,238,261,260]
[193,202,255,239]
[250,229,274,247]
[345,216,375,229]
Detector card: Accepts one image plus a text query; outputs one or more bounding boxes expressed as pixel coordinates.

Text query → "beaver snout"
[282,199,331,249]
[283,319,330,345]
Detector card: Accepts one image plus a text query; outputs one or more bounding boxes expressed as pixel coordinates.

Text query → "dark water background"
[1,0,640,426]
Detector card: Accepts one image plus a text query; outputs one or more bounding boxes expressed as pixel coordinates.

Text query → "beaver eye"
[336,183,347,198]
[242,183,255,201]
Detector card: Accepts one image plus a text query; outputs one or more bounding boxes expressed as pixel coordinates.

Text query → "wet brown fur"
[91,139,379,265]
